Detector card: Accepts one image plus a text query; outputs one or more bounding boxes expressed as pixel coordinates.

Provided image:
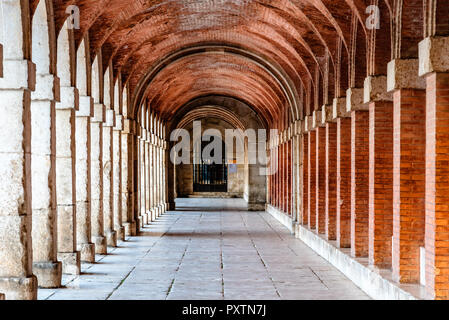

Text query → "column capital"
[103,109,115,127]
[387,59,426,92]
[56,86,79,110]
[91,103,105,123]
[332,97,349,120]
[312,109,324,129]
[113,115,123,131]
[76,95,94,117]
[346,87,368,112]
[320,104,333,125]
[304,115,314,133]
[31,73,60,102]
[0,59,35,91]
[419,36,449,77]
[364,75,392,103]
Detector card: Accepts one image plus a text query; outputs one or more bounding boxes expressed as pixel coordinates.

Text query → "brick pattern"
[425,73,449,299]
[369,101,394,267]
[308,131,317,230]
[316,127,326,234]
[326,122,337,240]
[287,140,292,215]
[302,133,309,226]
[392,89,426,283]
[337,118,352,248]
[351,110,370,257]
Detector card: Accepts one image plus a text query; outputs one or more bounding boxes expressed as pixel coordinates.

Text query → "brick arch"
[176,106,247,132]
[133,46,302,125]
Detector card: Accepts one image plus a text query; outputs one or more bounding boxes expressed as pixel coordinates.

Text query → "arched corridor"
[0,0,449,301]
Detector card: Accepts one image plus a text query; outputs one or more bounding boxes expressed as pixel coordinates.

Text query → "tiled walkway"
[39,199,369,300]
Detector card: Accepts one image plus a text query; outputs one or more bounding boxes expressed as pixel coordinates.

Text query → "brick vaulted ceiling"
[37,0,395,126]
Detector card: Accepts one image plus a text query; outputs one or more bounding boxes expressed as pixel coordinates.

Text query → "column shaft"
[308,130,317,229]
[301,133,309,225]
[337,117,351,248]
[103,123,116,247]
[369,101,394,267]
[392,89,426,283]
[316,127,326,233]
[326,122,337,240]
[55,104,80,274]
[31,99,62,288]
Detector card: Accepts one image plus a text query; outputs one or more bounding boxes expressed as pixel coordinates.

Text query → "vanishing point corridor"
[38,199,368,300]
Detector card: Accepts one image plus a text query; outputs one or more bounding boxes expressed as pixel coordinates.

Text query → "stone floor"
[39,198,369,300]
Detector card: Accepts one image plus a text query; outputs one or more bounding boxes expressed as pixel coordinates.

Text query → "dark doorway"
[193,140,228,192]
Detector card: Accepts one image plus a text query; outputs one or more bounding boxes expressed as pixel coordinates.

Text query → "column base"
[106,230,117,247]
[151,209,157,221]
[142,213,149,226]
[93,236,107,255]
[58,251,81,275]
[123,221,137,236]
[135,217,142,234]
[159,204,165,214]
[116,226,126,241]
[78,243,96,263]
[32,261,62,288]
[165,203,170,211]
[0,275,38,300]
[248,202,266,211]
[146,211,153,223]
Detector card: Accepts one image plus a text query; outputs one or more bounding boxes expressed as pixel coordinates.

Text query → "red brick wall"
[308,130,317,230]
[316,127,326,234]
[287,140,292,215]
[351,110,370,257]
[326,122,337,240]
[392,89,426,283]
[369,101,394,267]
[425,72,449,299]
[337,117,351,248]
[302,133,309,225]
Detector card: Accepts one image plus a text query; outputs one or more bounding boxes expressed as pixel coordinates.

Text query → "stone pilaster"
[103,109,117,247]
[90,103,107,254]
[0,58,38,299]
[122,119,137,236]
[75,96,95,262]
[113,116,125,241]
[31,72,62,288]
[56,86,81,275]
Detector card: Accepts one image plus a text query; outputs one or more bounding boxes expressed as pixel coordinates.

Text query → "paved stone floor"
[39,199,369,300]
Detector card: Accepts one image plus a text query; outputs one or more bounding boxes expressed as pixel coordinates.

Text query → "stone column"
[145,133,151,220]
[0,58,38,299]
[388,59,426,283]
[420,36,449,300]
[162,140,168,212]
[139,127,147,225]
[334,97,351,248]
[365,75,394,268]
[75,96,95,262]
[90,103,107,254]
[113,116,125,241]
[348,88,370,258]
[56,86,81,275]
[323,105,337,241]
[103,109,116,247]
[122,119,137,236]
[31,73,62,288]
[149,136,156,220]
